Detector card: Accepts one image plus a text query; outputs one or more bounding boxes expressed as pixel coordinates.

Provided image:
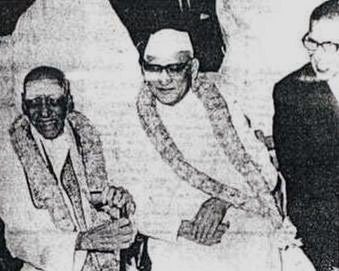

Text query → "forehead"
[144,51,192,65]
[25,79,64,99]
[309,17,339,43]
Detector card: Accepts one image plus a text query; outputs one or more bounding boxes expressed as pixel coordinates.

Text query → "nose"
[40,99,51,118]
[158,69,172,85]
[313,45,329,59]
[312,47,331,65]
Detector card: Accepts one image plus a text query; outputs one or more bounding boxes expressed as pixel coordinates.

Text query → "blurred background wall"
[0,0,324,132]
[0,0,325,177]
[0,0,322,182]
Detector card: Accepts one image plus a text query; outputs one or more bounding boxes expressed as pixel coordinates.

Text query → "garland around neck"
[9,111,108,231]
[137,74,282,225]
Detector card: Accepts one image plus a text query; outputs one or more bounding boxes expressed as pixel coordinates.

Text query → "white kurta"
[0,122,99,271]
[115,88,276,270]
[121,84,315,271]
[148,91,281,271]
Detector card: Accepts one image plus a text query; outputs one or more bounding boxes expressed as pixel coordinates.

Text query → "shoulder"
[67,110,92,126]
[8,115,29,139]
[273,63,315,101]
[67,110,101,137]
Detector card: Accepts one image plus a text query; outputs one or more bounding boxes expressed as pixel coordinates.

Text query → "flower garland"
[136,74,282,225]
[10,111,119,270]
[9,111,108,231]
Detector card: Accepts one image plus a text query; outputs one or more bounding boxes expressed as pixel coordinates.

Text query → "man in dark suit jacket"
[0,218,23,271]
[108,0,225,72]
[273,1,339,270]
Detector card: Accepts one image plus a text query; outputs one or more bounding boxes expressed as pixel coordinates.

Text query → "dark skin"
[22,79,71,140]
[22,78,135,252]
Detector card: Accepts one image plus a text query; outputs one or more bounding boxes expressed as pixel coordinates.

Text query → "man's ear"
[21,93,28,115]
[66,94,74,113]
[63,79,74,113]
[191,58,200,80]
[140,66,145,77]
[63,79,70,93]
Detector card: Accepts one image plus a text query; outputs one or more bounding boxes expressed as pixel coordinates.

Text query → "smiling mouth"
[38,119,58,129]
[316,67,330,73]
[157,87,175,93]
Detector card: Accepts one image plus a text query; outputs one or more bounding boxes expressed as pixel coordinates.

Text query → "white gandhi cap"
[144,28,194,60]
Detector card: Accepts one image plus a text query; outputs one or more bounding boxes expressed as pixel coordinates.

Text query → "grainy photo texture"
[0,0,338,271]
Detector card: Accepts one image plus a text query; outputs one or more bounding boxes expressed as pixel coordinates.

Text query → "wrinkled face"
[307,18,339,81]
[23,79,68,139]
[142,51,193,105]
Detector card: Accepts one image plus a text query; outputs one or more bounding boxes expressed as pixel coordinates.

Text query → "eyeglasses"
[140,59,191,76]
[302,33,339,54]
[24,95,67,108]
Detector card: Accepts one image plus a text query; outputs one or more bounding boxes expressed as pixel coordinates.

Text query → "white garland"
[10,111,119,270]
[137,74,282,226]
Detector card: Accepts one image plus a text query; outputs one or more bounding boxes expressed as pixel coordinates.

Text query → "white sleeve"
[5,227,80,271]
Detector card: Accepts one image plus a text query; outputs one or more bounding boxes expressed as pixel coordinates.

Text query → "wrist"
[210,198,232,211]
[76,231,92,251]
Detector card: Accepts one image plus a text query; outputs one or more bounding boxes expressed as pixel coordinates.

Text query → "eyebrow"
[25,93,64,99]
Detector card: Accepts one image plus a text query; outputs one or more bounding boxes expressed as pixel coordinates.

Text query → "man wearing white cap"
[132,28,316,270]
[109,0,225,72]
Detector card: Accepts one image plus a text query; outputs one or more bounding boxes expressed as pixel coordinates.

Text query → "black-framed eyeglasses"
[140,58,191,76]
[302,33,339,54]
[24,95,67,108]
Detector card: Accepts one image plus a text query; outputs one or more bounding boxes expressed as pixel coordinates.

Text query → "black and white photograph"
[0,0,338,270]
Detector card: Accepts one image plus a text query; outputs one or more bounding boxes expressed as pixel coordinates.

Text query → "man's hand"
[76,218,135,252]
[191,198,231,244]
[101,186,136,218]
[178,220,229,246]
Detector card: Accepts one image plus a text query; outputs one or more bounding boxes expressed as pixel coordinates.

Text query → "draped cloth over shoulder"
[4,111,119,271]
[135,73,315,271]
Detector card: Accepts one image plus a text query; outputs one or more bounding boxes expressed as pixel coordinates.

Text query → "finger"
[116,192,127,209]
[206,218,220,240]
[194,206,209,223]
[200,212,216,242]
[119,232,134,243]
[118,218,131,227]
[101,186,110,205]
[178,220,192,237]
[107,187,116,207]
[126,200,136,216]
[113,187,123,207]
[108,207,120,219]
[191,222,200,240]
[213,229,226,240]
[197,211,214,242]
[119,240,133,249]
[218,221,230,232]
[192,207,209,240]
[119,224,133,235]
[100,205,120,219]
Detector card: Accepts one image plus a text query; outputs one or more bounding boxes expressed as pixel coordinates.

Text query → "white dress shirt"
[328,75,339,103]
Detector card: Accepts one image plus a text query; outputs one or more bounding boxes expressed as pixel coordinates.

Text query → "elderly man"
[133,28,314,270]
[109,0,225,72]
[3,66,135,271]
[273,1,339,270]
